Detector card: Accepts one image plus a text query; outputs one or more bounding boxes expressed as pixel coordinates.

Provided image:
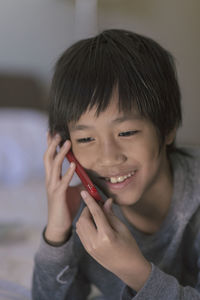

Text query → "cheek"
[71,143,94,169]
[127,134,160,166]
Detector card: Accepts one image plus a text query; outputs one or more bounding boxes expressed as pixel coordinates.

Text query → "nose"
[98,139,126,167]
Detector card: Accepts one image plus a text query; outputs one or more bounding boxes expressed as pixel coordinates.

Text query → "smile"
[104,171,136,183]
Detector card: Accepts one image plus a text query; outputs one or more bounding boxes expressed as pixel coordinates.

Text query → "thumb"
[103,198,114,215]
[103,199,124,232]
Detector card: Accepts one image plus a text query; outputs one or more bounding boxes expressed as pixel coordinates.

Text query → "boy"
[32,29,200,299]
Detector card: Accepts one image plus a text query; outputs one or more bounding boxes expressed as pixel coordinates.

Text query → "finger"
[76,207,97,247]
[50,140,72,184]
[103,198,114,215]
[80,191,110,232]
[46,131,51,147]
[104,205,126,233]
[77,206,96,233]
[102,198,126,232]
[44,134,61,181]
[59,161,76,192]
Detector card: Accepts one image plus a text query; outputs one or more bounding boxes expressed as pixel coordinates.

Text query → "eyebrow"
[69,114,142,132]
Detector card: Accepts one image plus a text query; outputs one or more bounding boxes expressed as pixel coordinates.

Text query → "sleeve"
[31,229,91,300]
[120,263,200,300]
[121,207,200,300]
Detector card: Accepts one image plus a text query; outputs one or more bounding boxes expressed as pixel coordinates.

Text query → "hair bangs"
[51,34,148,133]
[65,33,153,120]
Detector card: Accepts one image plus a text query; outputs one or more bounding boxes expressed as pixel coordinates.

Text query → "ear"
[165,127,177,145]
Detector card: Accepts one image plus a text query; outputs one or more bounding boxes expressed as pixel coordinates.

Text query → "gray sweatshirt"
[32,147,200,300]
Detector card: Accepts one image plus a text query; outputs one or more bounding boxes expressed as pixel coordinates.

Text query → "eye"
[119,130,139,137]
[76,137,94,143]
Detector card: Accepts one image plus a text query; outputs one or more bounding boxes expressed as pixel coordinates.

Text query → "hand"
[44,132,81,244]
[76,191,151,292]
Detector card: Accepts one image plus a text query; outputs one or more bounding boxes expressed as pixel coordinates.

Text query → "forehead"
[68,99,143,132]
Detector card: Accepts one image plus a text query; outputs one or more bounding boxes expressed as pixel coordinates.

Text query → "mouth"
[86,168,137,194]
[103,170,137,192]
[103,171,136,184]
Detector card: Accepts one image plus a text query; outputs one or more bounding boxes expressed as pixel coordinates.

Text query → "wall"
[0,0,74,85]
[0,0,199,145]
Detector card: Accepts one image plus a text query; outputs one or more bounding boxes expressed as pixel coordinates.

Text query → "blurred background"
[0,0,199,297]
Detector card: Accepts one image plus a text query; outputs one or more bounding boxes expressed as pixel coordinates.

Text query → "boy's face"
[68,98,171,206]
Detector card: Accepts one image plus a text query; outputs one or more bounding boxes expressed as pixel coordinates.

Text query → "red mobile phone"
[66,150,103,203]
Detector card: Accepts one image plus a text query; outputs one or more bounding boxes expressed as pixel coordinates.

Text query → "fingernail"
[70,162,75,168]
[64,140,70,147]
[105,198,113,213]
[55,134,60,140]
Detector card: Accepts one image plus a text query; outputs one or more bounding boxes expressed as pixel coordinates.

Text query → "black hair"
[49,29,182,152]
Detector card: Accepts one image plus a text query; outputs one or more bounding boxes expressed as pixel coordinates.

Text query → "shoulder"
[170,146,200,192]
[171,146,200,169]
[182,205,200,273]
[176,146,200,229]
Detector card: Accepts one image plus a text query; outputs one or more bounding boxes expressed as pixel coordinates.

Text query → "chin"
[95,179,142,206]
[109,189,140,207]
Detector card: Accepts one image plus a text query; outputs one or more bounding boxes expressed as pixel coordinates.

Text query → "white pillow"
[0,109,47,185]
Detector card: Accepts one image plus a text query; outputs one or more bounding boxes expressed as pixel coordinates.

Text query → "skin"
[44,96,175,291]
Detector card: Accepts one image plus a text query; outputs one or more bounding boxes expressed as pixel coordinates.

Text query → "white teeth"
[110,177,118,183]
[108,171,135,183]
